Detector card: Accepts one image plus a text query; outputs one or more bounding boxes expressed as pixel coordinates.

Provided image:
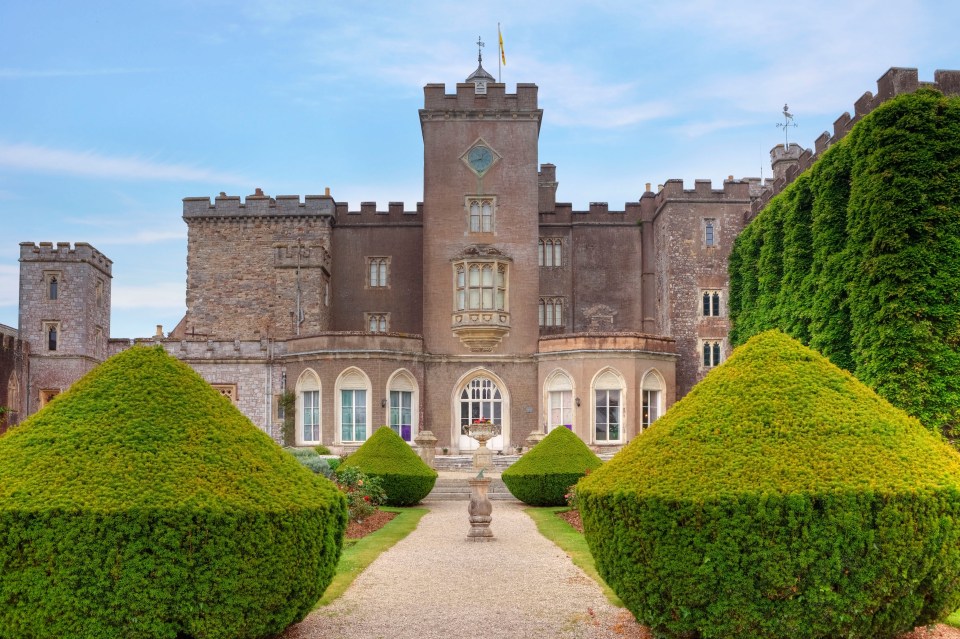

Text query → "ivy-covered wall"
[730,89,960,440]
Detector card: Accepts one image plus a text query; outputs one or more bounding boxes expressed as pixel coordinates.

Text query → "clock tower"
[419,57,543,450]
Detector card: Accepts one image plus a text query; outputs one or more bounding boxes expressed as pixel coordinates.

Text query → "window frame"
[366,312,389,333]
[701,290,722,317]
[538,238,563,267]
[592,369,625,444]
[386,369,419,444]
[366,257,390,289]
[296,369,322,445]
[466,196,496,234]
[538,297,564,328]
[701,339,723,368]
[704,218,717,248]
[454,260,508,312]
[336,368,371,444]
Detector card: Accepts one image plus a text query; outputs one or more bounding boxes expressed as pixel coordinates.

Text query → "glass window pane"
[482,288,493,309]
[370,262,377,287]
[469,266,480,286]
[703,343,711,366]
[546,303,554,326]
[712,292,720,316]
[554,242,561,267]
[703,293,710,316]
[539,301,544,326]
[469,289,480,308]
[713,342,721,366]
[538,241,544,266]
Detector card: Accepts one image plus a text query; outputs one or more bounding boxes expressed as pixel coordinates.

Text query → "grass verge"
[315,506,429,607]
[525,506,623,607]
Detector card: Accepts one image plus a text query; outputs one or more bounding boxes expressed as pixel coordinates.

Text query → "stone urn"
[466,421,499,471]
[466,475,494,541]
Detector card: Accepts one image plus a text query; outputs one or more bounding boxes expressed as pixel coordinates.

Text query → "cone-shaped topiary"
[340,426,438,506]
[501,426,602,506]
[579,330,960,639]
[0,345,347,639]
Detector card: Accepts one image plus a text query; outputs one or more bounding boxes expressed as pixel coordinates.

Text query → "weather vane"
[776,103,797,148]
[476,35,485,64]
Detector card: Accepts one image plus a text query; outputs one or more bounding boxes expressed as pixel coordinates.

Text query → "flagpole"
[497,22,502,83]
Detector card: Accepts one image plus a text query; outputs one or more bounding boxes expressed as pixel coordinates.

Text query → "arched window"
[593,369,624,443]
[387,370,418,443]
[296,370,321,444]
[337,368,371,443]
[469,198,494,232]
[47,324,58,351]
[459,376,502,437]
[455,261,507,311]
[702,340,723,368]
[539,297,564,327]
[545,370,573,433]
[49,277,58,300]
[704,220,716,247]
[641,371,663,429]
[538,239,563,267]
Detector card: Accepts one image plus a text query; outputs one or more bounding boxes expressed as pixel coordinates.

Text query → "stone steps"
[424,476,517,502]
[431,454,521,471]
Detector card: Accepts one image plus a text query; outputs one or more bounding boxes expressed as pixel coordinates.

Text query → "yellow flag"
[498,24,506,65]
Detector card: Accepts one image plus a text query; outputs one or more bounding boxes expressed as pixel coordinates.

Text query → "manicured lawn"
[525,506,623,607]
[315,506,429,607]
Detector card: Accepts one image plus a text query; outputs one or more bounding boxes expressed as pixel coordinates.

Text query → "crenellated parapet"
[183,188,336,220]
[19,241,112,276]
[752,67,960,218]
[334,201,423,225]
[421,82,539,112]
[653,178,753,212]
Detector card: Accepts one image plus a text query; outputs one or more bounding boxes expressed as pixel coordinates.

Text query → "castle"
[3,65,957,451]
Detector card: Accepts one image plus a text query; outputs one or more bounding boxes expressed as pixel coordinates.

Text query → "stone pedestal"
[472,440,493,471]
[467,477,494,541]
[414,430,438,468]
[523,429,546,452]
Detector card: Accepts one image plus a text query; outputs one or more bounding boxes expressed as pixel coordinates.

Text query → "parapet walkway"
[281,499,639,639]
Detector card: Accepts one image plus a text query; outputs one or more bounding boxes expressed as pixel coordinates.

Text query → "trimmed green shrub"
[313,444,332,455]
[285,447,333,478]
[730,89,960,440]
[579,331,960,639]
[0,345,347,639]
[501,427,602,506]
[339,426,437,506]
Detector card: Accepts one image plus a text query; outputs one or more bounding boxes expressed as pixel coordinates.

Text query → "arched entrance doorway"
[454,373,506,452]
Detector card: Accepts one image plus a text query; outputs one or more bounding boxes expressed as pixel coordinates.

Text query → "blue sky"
[1,0,958,338]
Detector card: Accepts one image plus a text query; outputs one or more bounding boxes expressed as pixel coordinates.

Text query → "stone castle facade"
[6,66,958,453]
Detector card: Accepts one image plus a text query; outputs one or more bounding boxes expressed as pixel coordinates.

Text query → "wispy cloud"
[112,282,185,310]
[0,67,155,79]
[0,265,19,306]
[0,142,247,184]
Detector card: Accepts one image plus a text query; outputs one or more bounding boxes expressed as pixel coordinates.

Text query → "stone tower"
[419,56,544,451]
[18,242,112,413]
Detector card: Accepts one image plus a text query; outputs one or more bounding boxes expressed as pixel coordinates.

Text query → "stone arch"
[450,367,510,453]
[591,367,626,444]
[295,368,321,445]
[640,368,666,431]
[543,368,575,435]
[335,367,372,444]
[385,368,419,443]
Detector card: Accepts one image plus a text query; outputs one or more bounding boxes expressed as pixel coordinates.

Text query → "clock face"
[467,145,494,174]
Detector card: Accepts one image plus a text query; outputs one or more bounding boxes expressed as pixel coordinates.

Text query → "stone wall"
[0,326,28,433]
[653,179,752,396]
[181,192,334,340]
[330,203,424,334]
[18,242,112,414]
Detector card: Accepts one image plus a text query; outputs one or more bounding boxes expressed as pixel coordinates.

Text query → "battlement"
[753,67,960,217]
[421,82,540,114]
[654,178,753,208]
[540,200,645,225]
[183,189,336,220]
[334,201,423,225]
[19,242,113,275]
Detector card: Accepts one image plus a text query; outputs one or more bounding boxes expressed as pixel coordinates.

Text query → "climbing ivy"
[730,89,960,440]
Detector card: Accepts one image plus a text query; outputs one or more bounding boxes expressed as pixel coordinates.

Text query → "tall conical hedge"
[340,426,437,506]
[0,345,347,639]
[579,331,960,639]
[502,426,602,506]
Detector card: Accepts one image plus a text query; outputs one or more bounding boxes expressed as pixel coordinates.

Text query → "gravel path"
[281,499,641,639]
